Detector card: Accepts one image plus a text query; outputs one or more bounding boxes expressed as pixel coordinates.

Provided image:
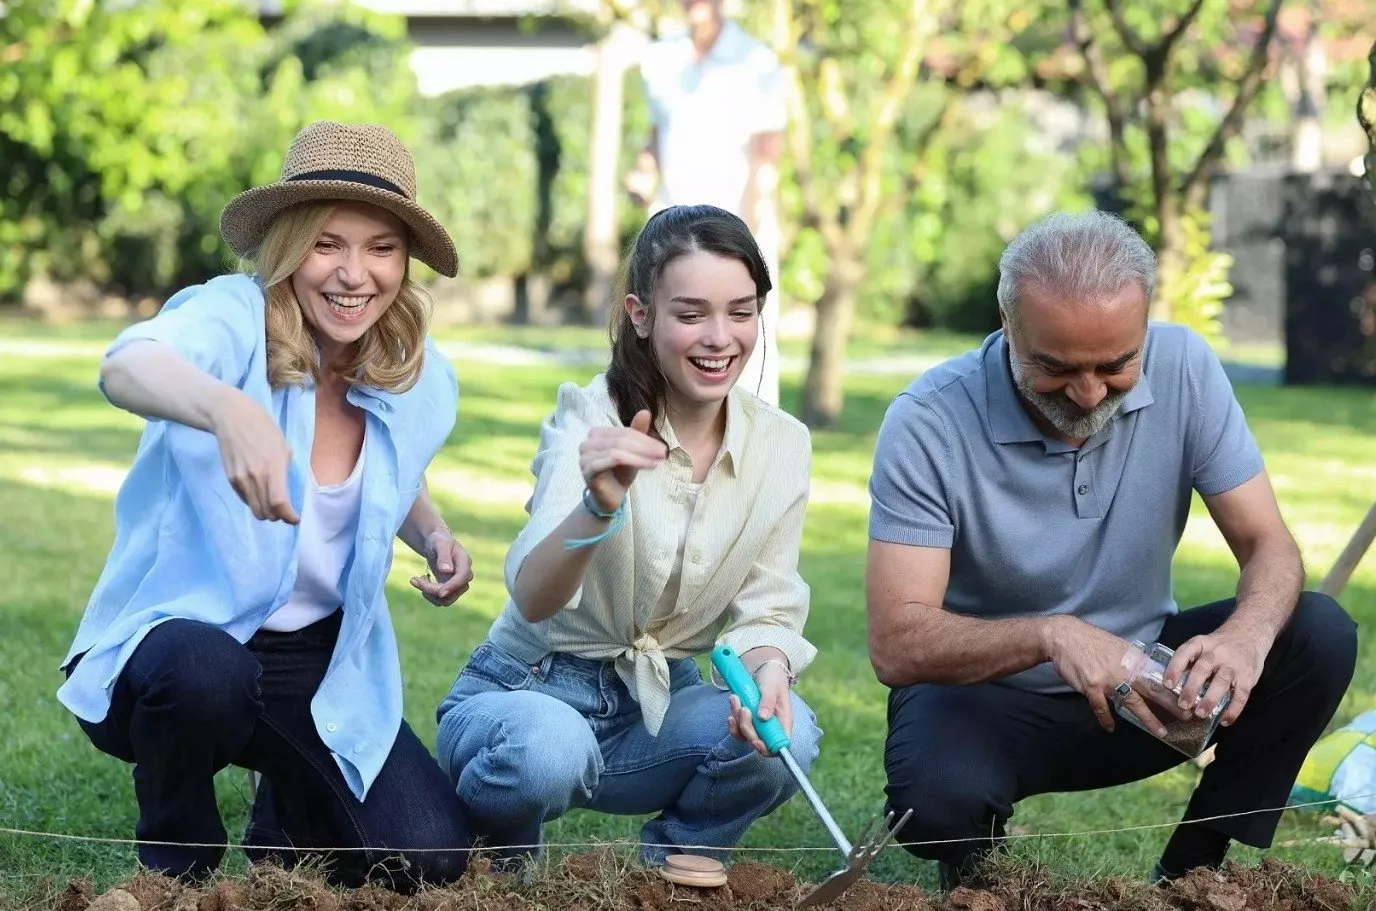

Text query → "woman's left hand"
[410,531,474,606]
[727,662,793,757]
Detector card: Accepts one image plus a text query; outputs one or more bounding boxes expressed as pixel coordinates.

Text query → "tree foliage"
[0,0,421,297]
[1065,0,1284,338]
[740,0,1051,425]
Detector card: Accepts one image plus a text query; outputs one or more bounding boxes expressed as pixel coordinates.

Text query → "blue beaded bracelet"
[564,489,626,550]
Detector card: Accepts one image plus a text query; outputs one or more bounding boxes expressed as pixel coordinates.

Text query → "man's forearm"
[870,604,1054,688]
[1224,533,1304,642]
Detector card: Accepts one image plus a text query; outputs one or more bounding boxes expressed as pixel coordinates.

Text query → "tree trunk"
[1145,76,1179,322]
[1358,38,1376,193]
[801,251,863,428]
[583,22,633,322]
[1290,3,1326,171]
[1106,110,1130,190]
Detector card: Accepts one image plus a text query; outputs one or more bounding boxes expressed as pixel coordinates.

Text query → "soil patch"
[25,854,1370,911]
[727,861,795,904]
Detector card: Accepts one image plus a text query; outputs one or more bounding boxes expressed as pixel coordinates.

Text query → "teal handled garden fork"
[711,645,913,908]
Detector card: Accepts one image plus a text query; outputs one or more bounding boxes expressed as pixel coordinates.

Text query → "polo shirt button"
[1077,484,1089,495]
[353,745,364,754]
[327,722,338,732]
[692,552,702,564]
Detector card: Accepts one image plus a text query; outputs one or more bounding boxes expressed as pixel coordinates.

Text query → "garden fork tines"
[791,786,913,909]
[710,646,914,908]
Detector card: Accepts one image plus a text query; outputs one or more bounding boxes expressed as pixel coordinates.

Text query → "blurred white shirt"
[640,20,787,215]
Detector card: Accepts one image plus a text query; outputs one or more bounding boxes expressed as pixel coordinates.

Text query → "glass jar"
[1112,640,1230,758]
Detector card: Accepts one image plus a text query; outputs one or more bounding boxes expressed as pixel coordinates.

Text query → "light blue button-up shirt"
[57,273,459,800]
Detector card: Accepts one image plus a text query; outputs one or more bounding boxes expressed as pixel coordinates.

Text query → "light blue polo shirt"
[57,273,459,800]
[868,323,1265,694]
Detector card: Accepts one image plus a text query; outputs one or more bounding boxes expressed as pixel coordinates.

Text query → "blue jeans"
[434,642,822,864]
[68,614,472,890]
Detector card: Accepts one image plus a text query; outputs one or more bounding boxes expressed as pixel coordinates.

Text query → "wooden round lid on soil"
[658,854,728,888]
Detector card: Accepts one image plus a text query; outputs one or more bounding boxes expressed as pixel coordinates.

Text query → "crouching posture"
[866,210,1357,888]
[58,121,477,891]
[436,204,821,868]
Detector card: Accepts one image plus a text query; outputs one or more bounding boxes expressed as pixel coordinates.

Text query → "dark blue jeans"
[882,592,1358,880]
[68,613,471,891]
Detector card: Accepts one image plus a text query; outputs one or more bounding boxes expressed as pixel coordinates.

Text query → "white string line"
[1,792,1370,855]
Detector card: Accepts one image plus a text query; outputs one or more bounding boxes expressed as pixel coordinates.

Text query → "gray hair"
[996,210,1156,325]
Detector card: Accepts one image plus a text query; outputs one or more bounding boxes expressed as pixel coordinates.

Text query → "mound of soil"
[35,853,1368,911]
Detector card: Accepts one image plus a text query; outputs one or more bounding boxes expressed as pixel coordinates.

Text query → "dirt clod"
[340,883,403,911]
[201,881,245,911]
[241,864,341,911]
[1203,884,1247,911]
[627,877,736,911]
[87,890,140,911]
[947,887,1005,911]
[825,880,934,911]
[53,879,93,911]
[561,850,615,883]
[122,874,179,911]
[624,879,671,911]
[726,861,794,904]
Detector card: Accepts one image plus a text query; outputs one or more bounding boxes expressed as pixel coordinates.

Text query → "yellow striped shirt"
[486,373,817,735]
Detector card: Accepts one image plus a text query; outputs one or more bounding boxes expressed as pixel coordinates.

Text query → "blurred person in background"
[626,0,787,407]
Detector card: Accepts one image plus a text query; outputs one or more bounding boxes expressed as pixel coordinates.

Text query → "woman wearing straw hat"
[56,121,476,891]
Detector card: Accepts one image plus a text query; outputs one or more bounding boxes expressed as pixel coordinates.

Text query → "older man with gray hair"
[865,209,1357,888]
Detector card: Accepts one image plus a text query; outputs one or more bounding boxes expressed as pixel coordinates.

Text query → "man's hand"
[1162,624,1269,727]
[410,530,473,606]
[1044,617,1171,736]
[726,662,793,757]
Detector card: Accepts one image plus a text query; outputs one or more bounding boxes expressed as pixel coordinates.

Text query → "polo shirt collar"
[686,19,745,63]
[985,329,1156,447]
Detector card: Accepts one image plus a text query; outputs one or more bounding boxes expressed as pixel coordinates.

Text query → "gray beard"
[1008,345,1128,441]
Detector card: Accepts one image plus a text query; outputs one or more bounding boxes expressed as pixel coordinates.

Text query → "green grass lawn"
[0,327,1370,899]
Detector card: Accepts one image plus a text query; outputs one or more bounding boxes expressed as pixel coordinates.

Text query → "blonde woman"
[57,121,475,891]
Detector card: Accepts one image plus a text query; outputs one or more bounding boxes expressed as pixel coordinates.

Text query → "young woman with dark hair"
[435,204,820,876]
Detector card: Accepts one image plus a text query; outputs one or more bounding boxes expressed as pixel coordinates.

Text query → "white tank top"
[259,440,365,633]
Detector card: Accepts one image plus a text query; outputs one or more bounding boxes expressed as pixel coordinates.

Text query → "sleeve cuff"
[96,330,167,405]
[867,520,955,548]
[718,624,818,679]
[1195,456,1265,498]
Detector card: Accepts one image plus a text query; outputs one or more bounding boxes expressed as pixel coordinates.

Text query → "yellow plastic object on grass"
[1290,711,1376,815]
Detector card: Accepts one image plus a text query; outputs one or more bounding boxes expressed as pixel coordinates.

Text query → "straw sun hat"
[219,120,458,277]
